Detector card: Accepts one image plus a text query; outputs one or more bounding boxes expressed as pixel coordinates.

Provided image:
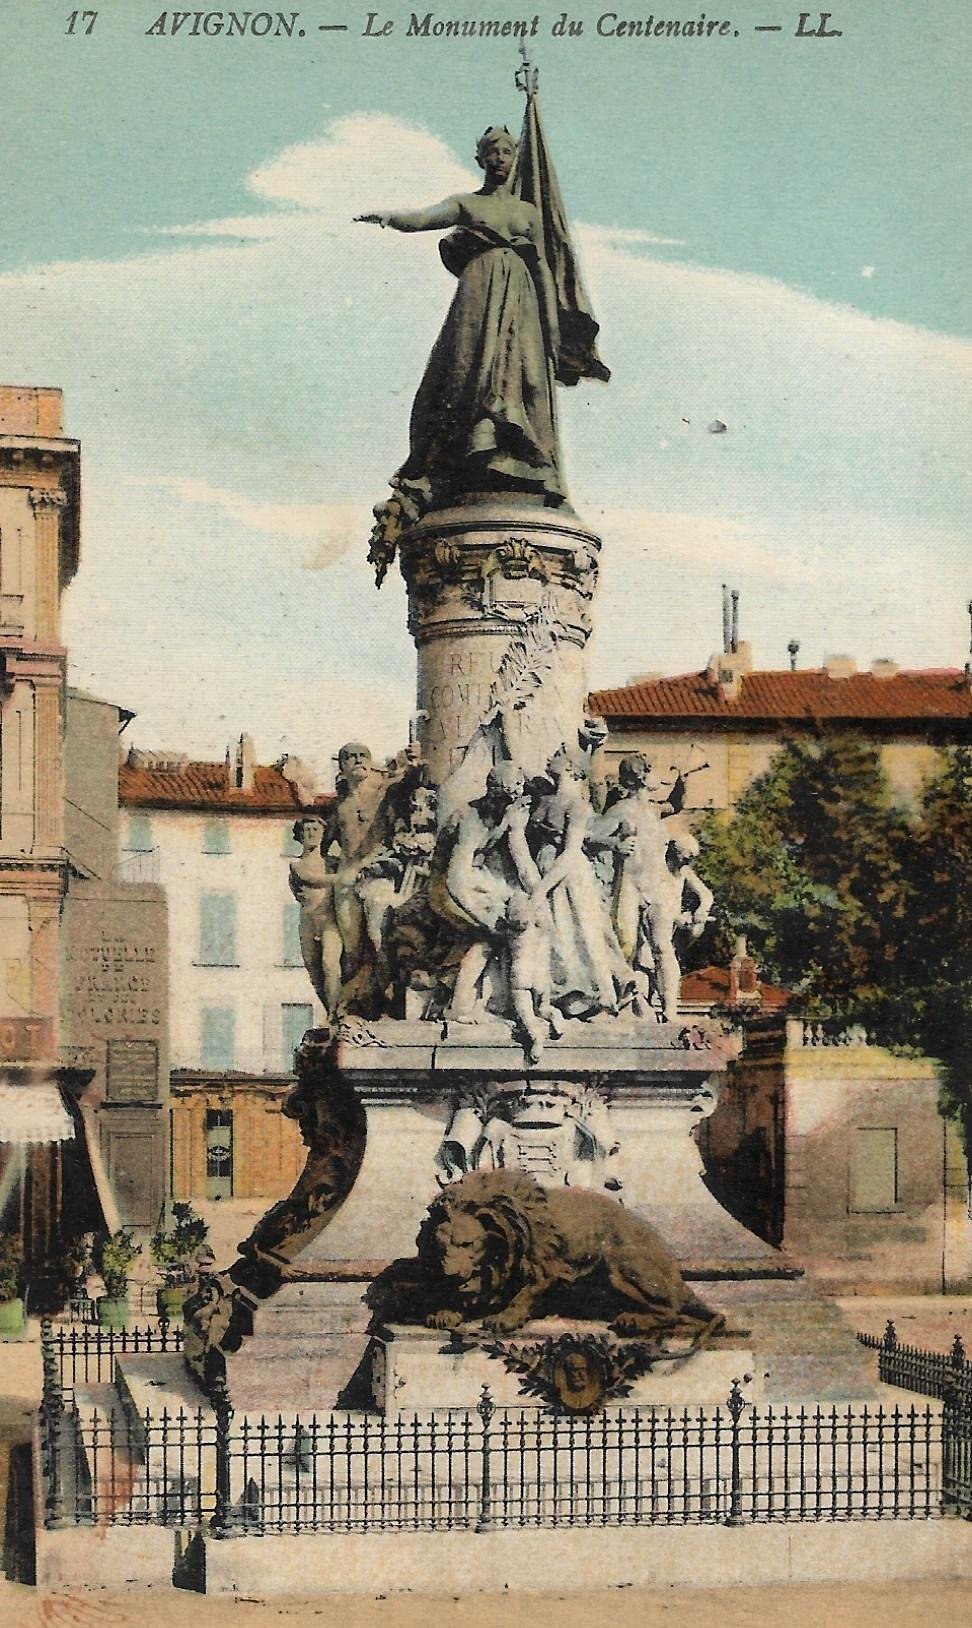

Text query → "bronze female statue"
[357,92,608,582]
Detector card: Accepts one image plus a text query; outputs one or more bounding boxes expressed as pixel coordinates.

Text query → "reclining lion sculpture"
[373,1169,723,1345]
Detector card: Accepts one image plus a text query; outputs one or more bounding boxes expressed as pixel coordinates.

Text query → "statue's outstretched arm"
[354,197,462,233]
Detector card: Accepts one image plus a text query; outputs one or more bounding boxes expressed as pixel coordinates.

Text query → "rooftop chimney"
[824,654,857,680]
[278,755,318,806]
[728,935,761,1007]
[869,658,899,680]
[787,639,800,671]
[721,583,732,655]
[230,733,256,792]
[705,640,753,701]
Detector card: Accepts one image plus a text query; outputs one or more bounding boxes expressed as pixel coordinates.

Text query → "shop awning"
[0,1081,75,1145]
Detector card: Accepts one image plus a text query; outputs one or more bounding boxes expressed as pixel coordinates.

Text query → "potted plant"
[0,1233,25,1340]
[63,1232,96,1321]
[95,1228,141,1330]
[150,1203,209,1322]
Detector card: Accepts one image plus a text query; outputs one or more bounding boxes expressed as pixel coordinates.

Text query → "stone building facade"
[118,740,330,1203]
[590,645,972,814]
[0,388,170,1283]
[0,386,95,1287]
[62,689,169,1231]
[700,1016,971,1295]
[0,386,77,1061]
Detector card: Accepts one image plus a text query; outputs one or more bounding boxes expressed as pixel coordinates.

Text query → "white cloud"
[580,224,686,251]
[248,112,476,215]
[129,477,365,568]
[861,266,876,278]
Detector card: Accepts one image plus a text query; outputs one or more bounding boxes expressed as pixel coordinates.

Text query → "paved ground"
[1,1576,970,1627]
[3,1294,971,1617]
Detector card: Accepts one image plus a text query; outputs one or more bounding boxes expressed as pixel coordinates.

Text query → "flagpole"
[515,39,538,101]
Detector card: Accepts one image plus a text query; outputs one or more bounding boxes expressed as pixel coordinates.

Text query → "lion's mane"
[417,1170,566,1312]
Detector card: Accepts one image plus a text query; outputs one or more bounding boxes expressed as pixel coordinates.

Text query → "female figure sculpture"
[530,746,635,1018]
[357,97,608,582]
[357,128,564,546]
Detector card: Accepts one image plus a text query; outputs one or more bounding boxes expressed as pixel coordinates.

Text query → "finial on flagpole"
[516,39,538,99]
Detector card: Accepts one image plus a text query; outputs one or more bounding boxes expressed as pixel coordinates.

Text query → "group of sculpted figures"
[289,726,713,1061]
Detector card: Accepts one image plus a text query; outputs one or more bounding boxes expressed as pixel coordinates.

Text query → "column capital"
[29,487,68,512]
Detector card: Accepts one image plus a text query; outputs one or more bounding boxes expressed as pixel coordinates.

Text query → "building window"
[281,1003,312,1071]
[282,900,303,967]
[849,1127,898,1212]
[106,1040,160,1103]
[205,1108,233,1200]
[202,818,231,855]
[199,892,237,965]
[201,1007,235,1071]
[126,813,153,852]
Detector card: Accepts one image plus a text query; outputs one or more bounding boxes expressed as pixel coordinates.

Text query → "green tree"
[879,747,972,1144]
[694,735,912,1015]
[694,738,972,1146]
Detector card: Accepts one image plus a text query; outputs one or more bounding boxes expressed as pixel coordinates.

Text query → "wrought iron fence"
[46,1320,184,1388]
[39,1321,948,1537]
[857,1320,971,1400]
[857,1320,972,1517]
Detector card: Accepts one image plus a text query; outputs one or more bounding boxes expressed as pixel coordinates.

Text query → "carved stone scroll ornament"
[182,1030,367,1393]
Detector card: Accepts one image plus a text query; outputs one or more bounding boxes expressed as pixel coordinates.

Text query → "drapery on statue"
[356,58,609,584]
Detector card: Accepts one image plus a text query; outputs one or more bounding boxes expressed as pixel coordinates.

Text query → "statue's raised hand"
[354,212,388,228]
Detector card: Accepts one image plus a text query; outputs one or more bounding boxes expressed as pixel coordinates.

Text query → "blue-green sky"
[2,2,969,772]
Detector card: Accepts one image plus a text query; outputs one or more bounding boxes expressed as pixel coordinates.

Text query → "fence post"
[210,1377,236,1539]
[725,1378,749,1527]
[942,1376,972,1520]
[40,1318,67,1528]
[476,1386,495,1533]
[951,1334,966,1370]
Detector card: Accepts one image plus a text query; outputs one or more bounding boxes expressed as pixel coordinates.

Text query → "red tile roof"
[590,668,972,727]
[680,966,789,1010]
[119,760,334,815]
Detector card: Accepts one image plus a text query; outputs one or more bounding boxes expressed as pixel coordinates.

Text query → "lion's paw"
[610,1312,665,1339]
[482,1311,528,1335]
[426,1309,464,1331]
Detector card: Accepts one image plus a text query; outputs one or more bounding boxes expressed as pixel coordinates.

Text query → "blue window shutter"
[200,892,237,964]
[127,813,153,852]
[282,900,303,966]
[202,819,232,855]
[281,1003,312,1070]
[201,1008,235,1070]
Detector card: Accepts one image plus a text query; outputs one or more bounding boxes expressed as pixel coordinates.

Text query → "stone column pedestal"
[400,494,600,795]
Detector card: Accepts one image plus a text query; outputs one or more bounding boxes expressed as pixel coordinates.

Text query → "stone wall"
[62,879,169,1228]
[701,1018,971,1294]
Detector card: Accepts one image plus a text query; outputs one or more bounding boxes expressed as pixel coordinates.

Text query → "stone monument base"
[373,1321,759,1410]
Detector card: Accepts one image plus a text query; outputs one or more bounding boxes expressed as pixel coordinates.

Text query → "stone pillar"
[401,494,600,794]
[27,896,62,1045]
[33,679,63,855]
[29,489,67,643]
